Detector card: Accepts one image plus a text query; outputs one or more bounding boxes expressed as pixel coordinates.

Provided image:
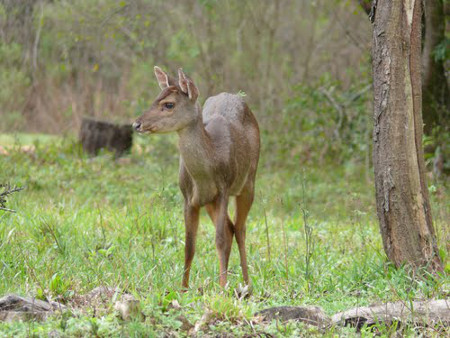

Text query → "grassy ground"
[0,133,448,337]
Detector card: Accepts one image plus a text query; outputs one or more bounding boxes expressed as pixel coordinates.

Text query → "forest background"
[0,0,449,336]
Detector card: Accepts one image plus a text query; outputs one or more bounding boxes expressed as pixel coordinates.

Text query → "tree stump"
[79,117,133,157]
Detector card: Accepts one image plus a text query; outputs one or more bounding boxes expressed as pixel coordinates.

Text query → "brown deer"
[133,67,260,288]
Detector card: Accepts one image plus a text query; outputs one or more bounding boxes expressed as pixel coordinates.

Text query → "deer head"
[133,67,200,134]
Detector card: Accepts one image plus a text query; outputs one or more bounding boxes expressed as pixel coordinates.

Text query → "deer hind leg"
[207,196,234,287]
[182,203,200,289]
[234,186,254,285]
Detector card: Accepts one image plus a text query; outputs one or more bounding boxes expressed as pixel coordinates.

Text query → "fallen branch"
[332,299,450,330]
[0,184,24,213]
[256,299,449,332]
[0,294,66,322]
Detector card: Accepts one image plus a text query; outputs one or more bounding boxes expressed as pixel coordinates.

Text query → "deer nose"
[132,121,142,131]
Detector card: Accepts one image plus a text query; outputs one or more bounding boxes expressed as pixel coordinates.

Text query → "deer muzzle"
[132,121,142,132]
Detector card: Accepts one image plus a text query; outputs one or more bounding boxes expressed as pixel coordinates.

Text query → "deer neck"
[177,109,214,180]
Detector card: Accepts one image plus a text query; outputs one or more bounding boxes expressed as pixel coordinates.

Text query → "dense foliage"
[0,0,373,164]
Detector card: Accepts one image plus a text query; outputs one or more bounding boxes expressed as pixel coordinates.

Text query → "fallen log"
[0,294,66,322]
[332,299,450,330]
[255,306,331,328]
[255,299,449,332]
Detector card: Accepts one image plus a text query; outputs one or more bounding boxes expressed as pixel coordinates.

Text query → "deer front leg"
[182,202,200,289]
[214,194,234,287]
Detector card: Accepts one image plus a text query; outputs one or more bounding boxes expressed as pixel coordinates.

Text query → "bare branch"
[0,184,24,213]
[319,87,345,139]
[345,84,372,105]
[0,207,17,213]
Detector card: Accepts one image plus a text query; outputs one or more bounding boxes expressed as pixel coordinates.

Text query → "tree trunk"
[372,0,442,271]
[359,0,450,136]
[422,0,450,135]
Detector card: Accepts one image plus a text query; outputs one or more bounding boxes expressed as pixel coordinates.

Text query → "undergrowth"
[0,134,448,337]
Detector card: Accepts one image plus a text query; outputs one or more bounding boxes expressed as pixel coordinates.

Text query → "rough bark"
[359,0,450,136]
[422,0,450,135]
[372,1,442,270]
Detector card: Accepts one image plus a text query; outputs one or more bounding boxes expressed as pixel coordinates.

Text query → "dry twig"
[0,184,24,213]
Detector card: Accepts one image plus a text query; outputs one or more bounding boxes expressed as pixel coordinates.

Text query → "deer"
[132,67,260,288]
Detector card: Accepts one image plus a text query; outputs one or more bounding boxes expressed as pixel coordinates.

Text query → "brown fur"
[133,67,260,288]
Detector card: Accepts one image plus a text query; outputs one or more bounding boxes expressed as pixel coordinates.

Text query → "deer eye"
[164,102,175,109]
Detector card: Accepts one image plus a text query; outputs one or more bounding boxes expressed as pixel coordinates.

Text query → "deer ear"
[178,69,199,102]
[154,66,169,89]
[178,68,189,95]
[186,79,199,102]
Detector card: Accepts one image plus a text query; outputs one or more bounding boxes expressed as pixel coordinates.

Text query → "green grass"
[0,133,448,337]
[0,133,59,146]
